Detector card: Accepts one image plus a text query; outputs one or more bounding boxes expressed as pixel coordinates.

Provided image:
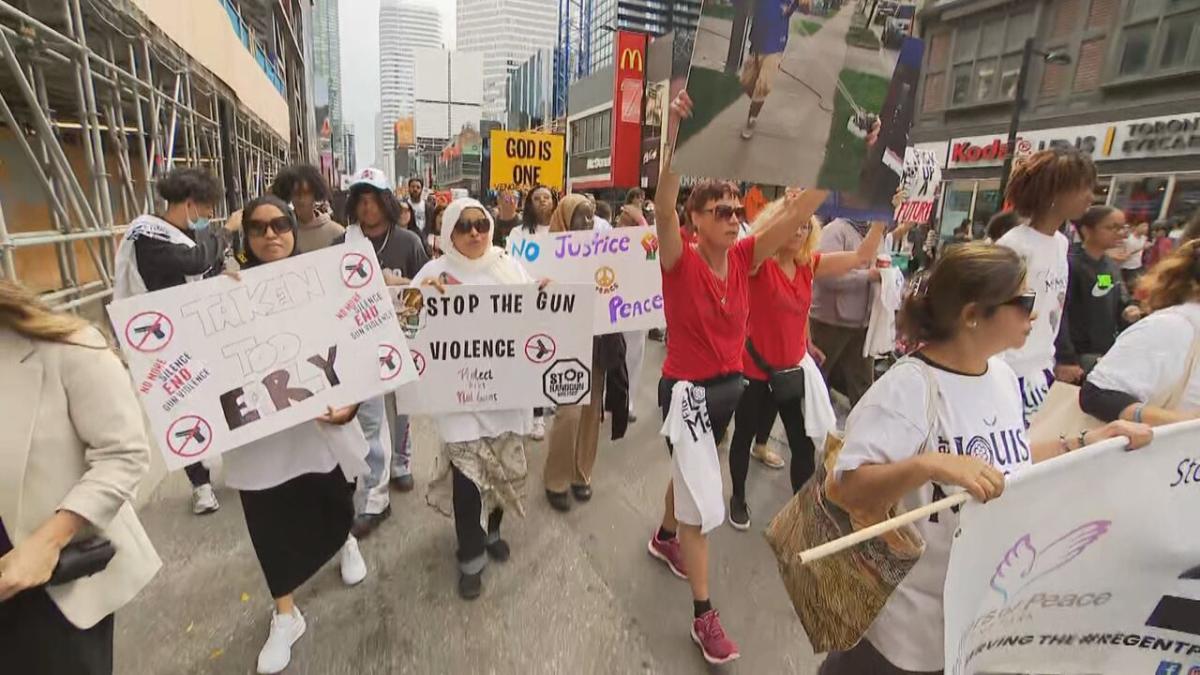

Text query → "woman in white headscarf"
[413,198,541,600]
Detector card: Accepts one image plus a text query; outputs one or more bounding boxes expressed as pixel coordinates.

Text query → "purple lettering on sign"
[608,293,664,323]
[554,232,633,259]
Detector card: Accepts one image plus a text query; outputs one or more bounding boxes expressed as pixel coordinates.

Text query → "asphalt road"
[115,341,826,674]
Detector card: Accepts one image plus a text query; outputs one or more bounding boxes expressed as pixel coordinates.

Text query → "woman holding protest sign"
[819,243,1151,675]
[415,197,547,600]
[647,90,828,666]
[113,166,230,517]
[223,195,372,675]
[542,195,629,512]
[727,212,885,531]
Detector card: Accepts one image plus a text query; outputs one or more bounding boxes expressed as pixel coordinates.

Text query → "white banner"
[507,226,663,335]
[391,283,595,414]
[107,241,415,470]
[895,147,942,224]
[945,421,1200,675]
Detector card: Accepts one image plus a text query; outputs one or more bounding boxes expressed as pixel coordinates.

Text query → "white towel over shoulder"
[799,353,837,450]
[865,267,905,358]
[660,381,725,534]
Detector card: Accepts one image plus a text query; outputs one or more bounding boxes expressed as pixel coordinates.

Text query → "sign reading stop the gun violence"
[107,241,416,469]
[490,130,565,192]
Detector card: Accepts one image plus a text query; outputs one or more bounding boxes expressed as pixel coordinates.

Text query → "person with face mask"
[334,168,430,534]
[222,196,370,674]
[269,164,343,252]
[113,167,230,517]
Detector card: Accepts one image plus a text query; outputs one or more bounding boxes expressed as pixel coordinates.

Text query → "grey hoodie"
[297,211,346,253]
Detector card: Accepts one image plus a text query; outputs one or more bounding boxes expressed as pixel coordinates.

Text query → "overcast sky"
[340,0,456,172]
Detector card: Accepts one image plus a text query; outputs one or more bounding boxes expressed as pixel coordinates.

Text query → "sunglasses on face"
[454,218,490,235]
[999,291,1037,315]
[245,217,292,238]
[704,204,746,221]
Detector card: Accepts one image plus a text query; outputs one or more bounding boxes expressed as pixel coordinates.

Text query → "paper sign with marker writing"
[944,420,1200,674]
[391,283,594,414]
[107,241,416,470]
[894,147,942,224]
[507,226,663,335]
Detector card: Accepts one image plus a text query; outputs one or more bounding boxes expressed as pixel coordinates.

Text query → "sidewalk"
[672,4,857,187]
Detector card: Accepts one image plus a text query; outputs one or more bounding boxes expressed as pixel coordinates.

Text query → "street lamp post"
[997,38,1073,204]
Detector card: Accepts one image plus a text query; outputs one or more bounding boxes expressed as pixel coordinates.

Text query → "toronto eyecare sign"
[107,241,415,469]
[390,283,595,413]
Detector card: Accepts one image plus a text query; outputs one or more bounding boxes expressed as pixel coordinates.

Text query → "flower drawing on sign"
[641,232,659,261]
[989,520,1112,602]
[595,266,618,294]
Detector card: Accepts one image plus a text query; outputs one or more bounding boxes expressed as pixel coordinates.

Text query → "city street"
[114,342,826,674]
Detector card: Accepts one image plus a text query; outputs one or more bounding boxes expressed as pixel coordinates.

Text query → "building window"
[1115,0,1200,77]
[930,11,1035,110]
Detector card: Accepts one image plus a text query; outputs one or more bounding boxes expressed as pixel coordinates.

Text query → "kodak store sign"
[946,113,1200,169]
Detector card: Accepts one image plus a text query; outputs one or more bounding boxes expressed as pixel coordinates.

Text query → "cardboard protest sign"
[944,421,1200,674]
[108,241,415,470]
[895,147,942,223]
[507,226,663,335]
[490,130,565,192]
[391,284,594,414]
[670,2,923,218]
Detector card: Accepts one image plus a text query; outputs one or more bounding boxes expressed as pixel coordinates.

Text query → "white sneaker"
[340,536,367,586]
[256,607,306,674]
[192,484,219,515]
[531,416,546,441]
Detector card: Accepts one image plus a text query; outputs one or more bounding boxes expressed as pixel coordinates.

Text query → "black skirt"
[239,468,355,598]
[0,587,114,674]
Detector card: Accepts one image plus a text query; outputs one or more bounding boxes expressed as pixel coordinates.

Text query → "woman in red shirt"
[728,211,884,531]
[647,91,827,666]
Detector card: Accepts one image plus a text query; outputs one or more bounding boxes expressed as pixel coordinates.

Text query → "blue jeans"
[355,396,391,516]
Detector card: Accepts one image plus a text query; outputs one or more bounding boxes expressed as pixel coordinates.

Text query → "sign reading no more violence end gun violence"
[107,241,416,470]
[391,283,594,414]
[507,225,663,335]
[490,130,565,192]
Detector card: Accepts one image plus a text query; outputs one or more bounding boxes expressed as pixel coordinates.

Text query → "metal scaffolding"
[0,0,296,311]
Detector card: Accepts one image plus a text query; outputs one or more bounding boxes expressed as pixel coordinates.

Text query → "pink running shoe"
[646,532,688,580]
[691,610,740,665]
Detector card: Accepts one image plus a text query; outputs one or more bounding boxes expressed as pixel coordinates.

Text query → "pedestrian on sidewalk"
[740,0,801,139]
[336,168,430,537]
[995,148,1097,424]
[543,195,628,512]
[821,243,1150,675]
[270,163,343,252]
[220,196,371,675]
[648,90,827,666]
[728,213,883,531]
[518,184,559,440]
[112,167,230,516]
[0,281,160,675]
[417,198,537,600]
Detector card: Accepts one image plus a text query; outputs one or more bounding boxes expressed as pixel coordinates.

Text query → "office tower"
[456,0,558,121]
[380,0,443,171]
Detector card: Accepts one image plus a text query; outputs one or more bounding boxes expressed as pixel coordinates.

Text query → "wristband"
[1133,404,1145,424]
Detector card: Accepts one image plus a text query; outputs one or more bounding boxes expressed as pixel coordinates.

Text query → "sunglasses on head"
[454,217,490,235]
[705,204,746,221]
[245,217,292,238]
[999,291,1037,315]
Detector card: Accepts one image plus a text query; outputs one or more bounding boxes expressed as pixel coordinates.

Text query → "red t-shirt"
[661,237,756,381]
[742,254,821,381]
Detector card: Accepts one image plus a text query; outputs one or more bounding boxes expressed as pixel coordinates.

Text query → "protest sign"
[671,2,923,218]
[894,147,942,223]
[107,241,416,470]
[507,226,663,335]
[944,420,1200,674]
[391,283,594,414]
[490,130,565,192]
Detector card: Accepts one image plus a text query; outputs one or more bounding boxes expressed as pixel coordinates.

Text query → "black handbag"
[46,536,116,586]
[746,339,806,404]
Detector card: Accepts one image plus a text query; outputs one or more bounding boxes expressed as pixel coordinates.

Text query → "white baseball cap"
[349,167,391,191]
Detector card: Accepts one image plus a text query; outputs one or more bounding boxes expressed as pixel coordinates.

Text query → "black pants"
[451,464,502,573]
[184,462,209,488]
[820,639,942,675]
[0,587,114,674]
[657,374,744,453]
[730,378,816,502]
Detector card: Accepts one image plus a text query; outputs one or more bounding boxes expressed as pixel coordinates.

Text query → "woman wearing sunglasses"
[821,243,1150,675]
[415,198,542,600]
[727,211,885,531]
[223,196,373,674]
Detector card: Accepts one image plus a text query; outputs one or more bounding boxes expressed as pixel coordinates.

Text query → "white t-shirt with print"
[660,381,725,534]
[410,256,535,444]
[1088,302,1200,414]
[997,225,1070,406]
[1121,234,1147,271]
[835,357,1032,672]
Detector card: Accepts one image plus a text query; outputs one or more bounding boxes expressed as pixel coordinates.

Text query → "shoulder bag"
[746,339,806,404]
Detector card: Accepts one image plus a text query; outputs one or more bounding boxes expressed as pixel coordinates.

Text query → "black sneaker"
[486,538,511,562]
[350,504,392,539]
[570,484,593,502]
[546,489,571,512]
[458,571,482,600]
[729,497,751,531]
